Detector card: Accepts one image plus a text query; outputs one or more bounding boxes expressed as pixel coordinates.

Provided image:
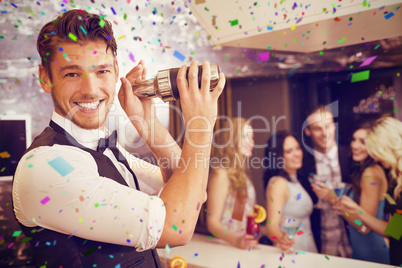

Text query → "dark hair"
[349,120,378,201]
[37,9,117,81]
[262,130,299,191]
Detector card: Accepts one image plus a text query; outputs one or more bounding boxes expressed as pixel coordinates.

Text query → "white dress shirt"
[13,112,166,251]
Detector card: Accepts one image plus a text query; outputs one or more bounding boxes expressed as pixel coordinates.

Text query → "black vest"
[14,123,161,268]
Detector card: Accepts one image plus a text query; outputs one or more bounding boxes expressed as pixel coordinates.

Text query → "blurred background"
[0,0,401,266]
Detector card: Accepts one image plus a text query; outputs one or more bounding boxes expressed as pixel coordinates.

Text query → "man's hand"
[118,60,155,138]
[176,61,225,130]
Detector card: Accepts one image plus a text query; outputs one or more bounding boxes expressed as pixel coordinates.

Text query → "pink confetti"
[257,51,270,62]
[359,56,377,67]
[40,196,50,205]
[129,52,135,62]
[196,202,200,211]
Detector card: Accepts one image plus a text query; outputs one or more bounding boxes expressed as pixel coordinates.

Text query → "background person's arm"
[338,167,384,234]
[206,169,258,249]
[265,177,295,251]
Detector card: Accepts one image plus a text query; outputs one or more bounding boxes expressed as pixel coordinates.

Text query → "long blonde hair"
[366,117,402,199]
[211,117,251,201]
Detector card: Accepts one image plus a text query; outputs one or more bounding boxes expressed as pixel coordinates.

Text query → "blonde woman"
[206,117,258,249]
[338,117,402,266]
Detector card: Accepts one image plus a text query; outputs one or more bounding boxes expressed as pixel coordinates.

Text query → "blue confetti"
[384,12,394,19]
[173,50,185,61]
[111,7,116,15]
[48,156,74,177]
[11,3,18,8]
[296,193,301,200]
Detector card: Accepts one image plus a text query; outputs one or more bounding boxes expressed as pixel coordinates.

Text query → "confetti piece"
[384,193,396,205]
[41,196,50,205]
[351,70,370,82]
[129,52,135,62]
[48,156,74,177]
[384,213,402,240]
[196,202,200,211]
[230,19,239,26]
[111,7,116,15]
[173,50,185,61]
[99,19,105,27]
[115,264,121,268]
[257,51,270,62]
[11,3,18,8]
[359,56,377,67]
[296,193,301,200]
[12,230,22,237]
[384,12,394,19]
[0,151,11,158]
[325,255,330,260]
[80,25,87,35]
[165,244,171,254]
[172,224,178,231]
[354,219,362,226]
[68,33,77,41]
[196,0,206,4]
[296,230,304,235]
[83,246,97,257]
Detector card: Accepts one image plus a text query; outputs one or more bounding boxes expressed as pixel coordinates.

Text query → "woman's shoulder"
[267,176,289,187]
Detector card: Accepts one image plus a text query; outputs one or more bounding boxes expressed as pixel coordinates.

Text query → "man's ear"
[304,126,311,137]
[39,65,53,93]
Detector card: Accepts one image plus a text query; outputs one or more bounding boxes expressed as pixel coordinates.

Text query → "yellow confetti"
[384,193,396,205]
[0,151,11,158]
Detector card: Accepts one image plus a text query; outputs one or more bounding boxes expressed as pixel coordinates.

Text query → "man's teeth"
[76,101,101,110]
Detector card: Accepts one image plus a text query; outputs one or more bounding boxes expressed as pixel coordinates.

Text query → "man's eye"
[65,73,78,77]
[98,70,110,74]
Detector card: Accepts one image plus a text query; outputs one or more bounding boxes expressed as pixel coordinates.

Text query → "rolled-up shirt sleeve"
[12,144,166,251]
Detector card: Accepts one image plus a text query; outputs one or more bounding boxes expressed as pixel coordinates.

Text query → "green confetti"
[354,219,362,226]
[123,13,127,20]
[99,19,105,27]
[325,255,330,260]
[351,70,370,82]
[80,25,87,35]
[12,230,22,237]
[20,237,33,243]
[68,33,77,41]
[230,19,239,26]
[384,213,402,240]
[172,224,178,231]
[337,37,346,43]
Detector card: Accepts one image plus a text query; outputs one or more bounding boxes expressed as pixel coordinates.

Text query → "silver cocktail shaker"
[131,64,221,102]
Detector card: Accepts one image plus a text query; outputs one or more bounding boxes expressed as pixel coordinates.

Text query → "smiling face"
[305,110,336,154]
[283,135,303,175]
[39,41,119,130]
[351,129,369,163]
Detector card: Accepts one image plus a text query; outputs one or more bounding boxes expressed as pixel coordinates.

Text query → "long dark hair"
[349,121,377,201]
[262,131,299,191]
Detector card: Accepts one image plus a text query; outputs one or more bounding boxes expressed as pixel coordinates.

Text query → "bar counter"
[157,233,394,268]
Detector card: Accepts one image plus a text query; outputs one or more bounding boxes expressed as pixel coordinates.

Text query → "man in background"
[300,105,352,258]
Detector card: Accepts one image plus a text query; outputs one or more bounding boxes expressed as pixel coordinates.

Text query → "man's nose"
[81,74,98,94]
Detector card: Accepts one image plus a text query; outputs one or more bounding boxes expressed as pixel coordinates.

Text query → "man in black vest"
[299,104,352,258]
[12,9,225,267]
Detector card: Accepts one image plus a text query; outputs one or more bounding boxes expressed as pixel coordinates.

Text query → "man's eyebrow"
[59,64,112,72]
[59,65,83,72]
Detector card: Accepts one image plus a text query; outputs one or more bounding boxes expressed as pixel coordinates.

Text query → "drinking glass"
[246,215,260,237]
[280,218,300,253]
